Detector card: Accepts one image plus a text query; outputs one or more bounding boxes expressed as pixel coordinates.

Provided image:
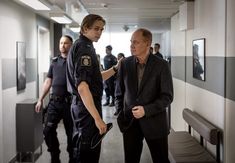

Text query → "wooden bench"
[168,108,221,163]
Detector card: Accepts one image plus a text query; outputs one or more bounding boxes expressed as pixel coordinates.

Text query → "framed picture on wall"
[193,38,205,81]
[16,41,26,91]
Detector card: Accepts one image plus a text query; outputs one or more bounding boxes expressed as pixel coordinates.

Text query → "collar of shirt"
[58,55,66,65]
[135,54,150,66]
[80,34,93,45]
[80,34,96,53]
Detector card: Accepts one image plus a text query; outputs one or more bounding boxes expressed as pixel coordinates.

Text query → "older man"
[115,28,173,163]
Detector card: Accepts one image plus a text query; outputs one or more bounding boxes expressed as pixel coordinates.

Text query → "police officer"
[153,43,163,58]
[35,35,73,163]
[67,14,118,163]
[103,45,117,107]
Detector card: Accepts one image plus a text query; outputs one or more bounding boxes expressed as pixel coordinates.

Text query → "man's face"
[106,48,111,55]
[59,36,72,55]
[154,44,160,53]
[130,31,149,57]
[84,20,105,42]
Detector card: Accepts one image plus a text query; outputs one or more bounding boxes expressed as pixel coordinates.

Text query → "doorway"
[37,26,50,106]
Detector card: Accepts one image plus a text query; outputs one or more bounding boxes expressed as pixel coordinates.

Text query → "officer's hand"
[35,100,43,113]
[95,119,107,135]
[115,57,123,70]
[132,106,145,119]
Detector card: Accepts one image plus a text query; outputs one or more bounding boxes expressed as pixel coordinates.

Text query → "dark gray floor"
[36,105,152,163]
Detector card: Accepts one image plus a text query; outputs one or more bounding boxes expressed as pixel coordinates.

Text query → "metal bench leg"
[31,152,35,163]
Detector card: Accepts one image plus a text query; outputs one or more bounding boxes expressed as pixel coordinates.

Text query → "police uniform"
[67,34,103,163]
[103,53,117,106]
[44,55,73,163]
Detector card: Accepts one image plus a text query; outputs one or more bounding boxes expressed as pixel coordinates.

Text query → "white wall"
[161,31,171,58]
[186,0,225,57]
[0,59,3,163]
[185,84,224,129]
[225,0,235,162]
[185,0,225,128]
[170,13,186,131]
[172,78,187,131]
[0,0,38,162]
[171,0,226,160]
[171,14,186,57]
[225,100,235,163]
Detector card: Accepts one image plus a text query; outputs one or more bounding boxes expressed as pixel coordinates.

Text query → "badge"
[81,55,91,66]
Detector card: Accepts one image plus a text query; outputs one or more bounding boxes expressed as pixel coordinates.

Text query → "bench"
[168,108,221,163]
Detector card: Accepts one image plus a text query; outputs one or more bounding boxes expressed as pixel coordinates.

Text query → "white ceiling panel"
[15,0,185,33]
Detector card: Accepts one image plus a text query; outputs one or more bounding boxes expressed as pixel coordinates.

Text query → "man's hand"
[95,119,107,135]
[132,106,145,119]
[35,100,43,113]
[114,57,124,70]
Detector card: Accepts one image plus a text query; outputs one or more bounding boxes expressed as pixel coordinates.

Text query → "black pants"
[43,99,73,162]
[71,98,102,163]
[104,76,115,103]
[123,120,170,163]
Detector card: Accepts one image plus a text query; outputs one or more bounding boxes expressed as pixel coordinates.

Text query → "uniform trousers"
[71,97,102,163]
[104,76,115,103]
[43,98,74,162]
[123,120,170,163]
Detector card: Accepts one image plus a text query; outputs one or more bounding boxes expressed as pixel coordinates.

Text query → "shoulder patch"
[81,55,92,66]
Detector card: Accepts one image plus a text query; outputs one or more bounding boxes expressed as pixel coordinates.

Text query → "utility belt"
[50,94,72,103]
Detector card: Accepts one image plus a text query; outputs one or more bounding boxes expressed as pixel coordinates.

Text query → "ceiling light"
[122,24,138,32]
[50,14,73,24]
[70,27,80,33]
[18,0,50,10]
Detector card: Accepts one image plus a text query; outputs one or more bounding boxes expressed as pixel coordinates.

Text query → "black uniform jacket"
[66,34,103,100]
[115,54,173,140]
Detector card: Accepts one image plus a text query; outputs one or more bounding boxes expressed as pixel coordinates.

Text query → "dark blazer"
[115,54,173,140]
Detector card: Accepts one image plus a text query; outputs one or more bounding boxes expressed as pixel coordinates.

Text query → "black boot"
[114,110,119,116]
[51,152,61,163]
[51,158,61,163]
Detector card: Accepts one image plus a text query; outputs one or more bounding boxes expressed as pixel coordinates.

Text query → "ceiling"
[80,0,184,33]
[16,0,186,33]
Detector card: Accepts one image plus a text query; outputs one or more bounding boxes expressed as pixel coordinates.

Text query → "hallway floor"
[35,105,153,163]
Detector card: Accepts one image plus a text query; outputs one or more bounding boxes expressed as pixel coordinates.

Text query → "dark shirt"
[47,55,68,96]
[66,34,103,100]
[135,56,148,89]
[103,54,117,70]
[154,52,163,59]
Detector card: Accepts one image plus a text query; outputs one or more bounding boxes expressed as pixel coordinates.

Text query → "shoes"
[69,158,75,163]
[103,102,110,106]
[114,110,119,116]
[51,152,60,163]
[51,158,61,163]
